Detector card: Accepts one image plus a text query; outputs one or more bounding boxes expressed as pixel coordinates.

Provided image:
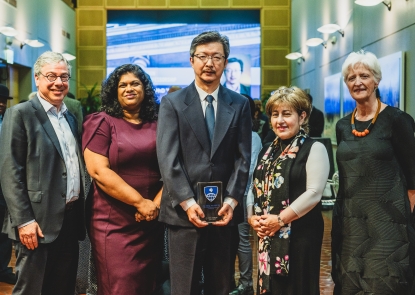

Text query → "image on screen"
[106,23,261,102]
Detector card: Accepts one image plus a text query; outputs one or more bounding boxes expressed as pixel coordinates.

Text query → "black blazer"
[0,97,86,243]
[157,82,252,227]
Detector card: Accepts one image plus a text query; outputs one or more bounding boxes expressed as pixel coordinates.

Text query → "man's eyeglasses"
[271,87,295,96]
[193,54,225,64]
[39,73,71,83]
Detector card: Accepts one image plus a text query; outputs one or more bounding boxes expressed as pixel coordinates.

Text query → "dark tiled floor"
[0,210,335,294]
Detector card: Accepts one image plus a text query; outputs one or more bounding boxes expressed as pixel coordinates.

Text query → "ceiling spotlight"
[0,26,18,37]
[317,24,345,37]
[355,0,392,11]
[306,38,327,48]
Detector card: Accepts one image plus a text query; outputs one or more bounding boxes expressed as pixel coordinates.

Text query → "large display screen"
[106,11,260,102]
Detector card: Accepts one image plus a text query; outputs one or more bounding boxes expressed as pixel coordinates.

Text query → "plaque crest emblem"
[204,186,218,202]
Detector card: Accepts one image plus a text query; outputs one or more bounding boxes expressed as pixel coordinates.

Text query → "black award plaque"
[197,181,223,223]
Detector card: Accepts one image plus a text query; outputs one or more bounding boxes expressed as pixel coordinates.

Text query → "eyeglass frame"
[192,54,226,64]
[38,72,71,83]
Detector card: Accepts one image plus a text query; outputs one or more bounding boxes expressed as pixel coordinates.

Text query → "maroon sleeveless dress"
[82,112,163,295]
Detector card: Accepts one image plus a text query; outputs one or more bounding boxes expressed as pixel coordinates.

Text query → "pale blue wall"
[290,0,415,117]
[0,0,76,92]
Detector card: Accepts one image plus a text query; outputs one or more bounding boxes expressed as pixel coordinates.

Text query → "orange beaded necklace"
[351,98,381,137]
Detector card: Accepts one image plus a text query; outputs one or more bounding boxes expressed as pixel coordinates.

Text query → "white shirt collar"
[195,83,220,103]
[37,93,68,115]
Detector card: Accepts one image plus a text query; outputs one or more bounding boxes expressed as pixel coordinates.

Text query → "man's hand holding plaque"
[197,181,223,223]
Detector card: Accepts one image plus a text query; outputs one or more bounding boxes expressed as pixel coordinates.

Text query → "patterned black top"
[332,106,415,294]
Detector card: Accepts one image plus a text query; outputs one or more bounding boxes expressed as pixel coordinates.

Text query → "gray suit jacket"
[157,82,252,227]
[0,97,86,243]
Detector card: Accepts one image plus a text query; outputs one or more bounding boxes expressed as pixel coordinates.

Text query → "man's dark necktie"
[205,95,215,143]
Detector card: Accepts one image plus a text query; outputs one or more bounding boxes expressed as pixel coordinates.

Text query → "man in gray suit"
[0,51,86,295]
[157,31,251,295]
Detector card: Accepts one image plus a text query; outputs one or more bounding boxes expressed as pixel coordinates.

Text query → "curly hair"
[100,64,158,122]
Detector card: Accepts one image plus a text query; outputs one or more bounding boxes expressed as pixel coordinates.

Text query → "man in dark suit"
[0,84,16,285]
[157,31,252,295]
[0,51,86,295]
[307,93,325,137]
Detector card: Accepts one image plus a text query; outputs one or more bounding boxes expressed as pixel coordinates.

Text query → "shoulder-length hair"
[100,64,158,122]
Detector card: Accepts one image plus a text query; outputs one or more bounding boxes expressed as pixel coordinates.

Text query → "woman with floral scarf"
[248,86,329,294]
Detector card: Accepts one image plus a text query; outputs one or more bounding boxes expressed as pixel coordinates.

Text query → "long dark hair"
[100,64,158,122]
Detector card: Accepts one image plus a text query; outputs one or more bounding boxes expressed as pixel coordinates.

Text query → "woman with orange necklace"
[332,50,415,294]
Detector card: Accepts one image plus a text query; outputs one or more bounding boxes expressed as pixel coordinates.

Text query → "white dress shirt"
[180,84,238,211]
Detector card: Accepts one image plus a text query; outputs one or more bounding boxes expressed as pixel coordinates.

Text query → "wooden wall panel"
[263,68,288,87]
[79,49,106,67]
[263,49,289,67]
[262,28,289,47]
[169,0,198,7]
[263,9,289,27]
[78,10,105,27]
[78,0,104,7]
[106,0,135,7]
[79,30,105,46]
[231,0,260,7]
[264,0,289,6]
[200,0,229,7]
[79,69,106,86]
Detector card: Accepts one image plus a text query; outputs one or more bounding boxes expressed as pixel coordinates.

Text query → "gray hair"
[34,51,71,76]
[190,31,230,59]
[341,50,382,83]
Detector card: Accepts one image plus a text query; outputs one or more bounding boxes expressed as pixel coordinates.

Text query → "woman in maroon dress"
[82,64,163,295]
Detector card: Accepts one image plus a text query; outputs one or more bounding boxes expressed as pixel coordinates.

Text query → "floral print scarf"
[253,129,307,293]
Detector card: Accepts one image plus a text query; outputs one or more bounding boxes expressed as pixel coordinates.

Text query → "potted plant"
[79,82,101,115]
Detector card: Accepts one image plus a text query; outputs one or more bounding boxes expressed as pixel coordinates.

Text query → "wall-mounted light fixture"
[0,26,18,37]
[285,52,305,64]
[317,24,345,37]
[62,53,76,61]
[355,0,392,11]
[306,38,327,48]
[20,39,44,49]
[0,26,44,50]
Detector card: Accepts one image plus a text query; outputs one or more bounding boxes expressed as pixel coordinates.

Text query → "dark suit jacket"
[0,97,86,243]
[63,97,84,135]
[308,106,325,137]
[157,82,252,227]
